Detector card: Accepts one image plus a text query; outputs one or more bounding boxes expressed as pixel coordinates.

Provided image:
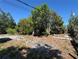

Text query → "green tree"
[0,9,16,34]
[67,13,78,52]
[68,14,78,38]
[32,4,50,35]
[17,17,33,35]
[49,11,65,34]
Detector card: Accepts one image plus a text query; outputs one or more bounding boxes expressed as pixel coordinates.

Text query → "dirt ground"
[0,35,77,59]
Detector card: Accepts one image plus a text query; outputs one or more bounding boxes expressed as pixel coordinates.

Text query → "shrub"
[6,28,16,35]
[17,18,33,35]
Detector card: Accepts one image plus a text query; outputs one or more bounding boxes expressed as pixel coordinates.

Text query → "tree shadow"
[0,46,21,59]
[26,46,63,59]
[0,45,63,59]
[68,34,78,54]
[0,38,12,43]
[68,53,77,59]
[71,40,78,55]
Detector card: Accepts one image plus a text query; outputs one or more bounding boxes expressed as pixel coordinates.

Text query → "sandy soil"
[0,34,77,59]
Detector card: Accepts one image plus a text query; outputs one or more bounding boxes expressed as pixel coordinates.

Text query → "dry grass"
[0,35,77,59]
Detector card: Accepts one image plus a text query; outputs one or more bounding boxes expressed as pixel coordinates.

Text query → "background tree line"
[0,4,78,38]
[0,9,16,34]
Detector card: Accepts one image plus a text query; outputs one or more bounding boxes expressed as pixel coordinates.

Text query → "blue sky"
[0,0,78,25]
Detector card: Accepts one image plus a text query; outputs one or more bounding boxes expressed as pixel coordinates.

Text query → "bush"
[17,18,33,35]
[17,26,33,35]
[6,28,17,35]
[42,32,49,36]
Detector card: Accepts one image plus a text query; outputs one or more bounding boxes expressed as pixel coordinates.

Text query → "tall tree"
[67,13,78,52]
[0,9,16,34]
[49,11,65,34]
[32,4,50,35]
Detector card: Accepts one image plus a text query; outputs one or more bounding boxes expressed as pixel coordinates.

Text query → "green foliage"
[67,15,78,37]
[49,12,65,34]
[0,4,66,35]
[17,17,33,35]
[67,14,78,42]
[31,4,65,35]
[0,9,16,34]
[32,4,50,35]
[6,28,16,35]
[67,13,78,53]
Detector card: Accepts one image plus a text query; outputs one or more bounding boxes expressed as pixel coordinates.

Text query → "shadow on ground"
[0,45,63,59]
[0,38,12,43]
[71,40,78,55]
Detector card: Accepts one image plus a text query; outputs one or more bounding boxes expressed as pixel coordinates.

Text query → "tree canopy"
[49,12,65,34]
[32,4,65,35]
[0,9,16,34]
[32,4,50,35]
[0,4,77,37]
[67,13,78,52]
[17,17,33,35]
